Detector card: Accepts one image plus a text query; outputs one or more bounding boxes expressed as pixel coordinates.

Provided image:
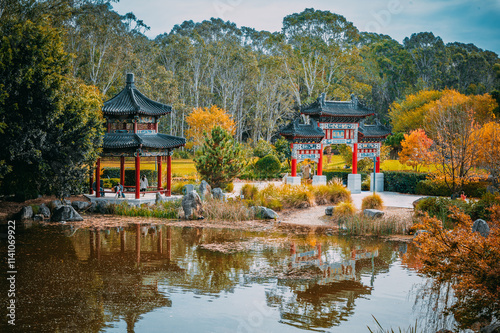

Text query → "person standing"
[140,175,148,197]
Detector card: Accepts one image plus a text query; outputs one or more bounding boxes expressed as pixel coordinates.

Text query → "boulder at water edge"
[51,205,83,222]
[212,188,225,200]
[72,201,91,211]
[38,204,51,218]
[198,180,212,200]
[472,219,490,237]
[182,191,203,219]
[250,206,279,220]
[19,206,33,220]
[364,209,385,218]
[182,184,195,195]
[325,206,334,216]
[412,197,427,208]
[33,214,45,222]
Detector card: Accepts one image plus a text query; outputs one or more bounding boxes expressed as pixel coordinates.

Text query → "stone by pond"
[0,219,462,333]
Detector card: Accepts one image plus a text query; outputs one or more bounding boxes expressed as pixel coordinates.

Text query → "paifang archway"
[281,93,390,193]
[90,73,186,199]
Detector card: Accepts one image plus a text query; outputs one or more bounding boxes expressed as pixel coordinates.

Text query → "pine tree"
[195,126,245,188]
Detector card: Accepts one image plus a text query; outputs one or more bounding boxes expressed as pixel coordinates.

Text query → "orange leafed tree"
[185,105,236,149]
[474,121,500,189]
[398,129,433,171]
[415,206,500,329]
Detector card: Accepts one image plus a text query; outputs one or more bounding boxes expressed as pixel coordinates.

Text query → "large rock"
[412,197,427,208]
[71,201,91,211]
[472,219,490,237]
[250,206,279,220]
[486,185,499,195]
[182,190,203,219]
[51,200,63,210]
[211,188,225,200]
[182,184,195,195]
[325,206,334,216]
[480,322,500,333]
[33,214,45,222]
[38,204,51,218]
[51,205,83,222]
[19,206,33,220]
[364,209,385,218]
[197,180,212,200]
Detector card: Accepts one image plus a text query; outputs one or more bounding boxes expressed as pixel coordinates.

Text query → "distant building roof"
[280,117,325,139]
[102,73,172,116]
[300,93,374,119]
[359,122,391,140]
[103,133,186,150]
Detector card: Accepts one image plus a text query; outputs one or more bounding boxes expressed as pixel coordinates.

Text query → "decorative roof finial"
[350,93,358,108]
[126,73,135,86]
[320,92,326,106]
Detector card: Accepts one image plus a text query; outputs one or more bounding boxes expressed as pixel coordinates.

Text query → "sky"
[112,0,500,54]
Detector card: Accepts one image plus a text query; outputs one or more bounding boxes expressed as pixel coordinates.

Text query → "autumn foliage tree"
[474,121,500,190]
[398,129,433,171]
[416,206,500,329]
[186,105,235,149]
[195,126,245,188]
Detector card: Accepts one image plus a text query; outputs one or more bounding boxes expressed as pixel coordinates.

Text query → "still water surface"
[1,221,451,332]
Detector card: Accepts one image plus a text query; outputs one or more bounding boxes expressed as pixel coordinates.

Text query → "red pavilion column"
[317,143,323,176]
[291,143,297,177]
[96,158,101,198]
[135,152,140,199]
[376,156,380,173]
[120,156,125,187]
[157,156,163,193]
[166,153,172,197]
[352,143,358,174]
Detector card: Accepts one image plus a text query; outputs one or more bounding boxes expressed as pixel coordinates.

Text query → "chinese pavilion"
[280,93,390,192]
[91,73,186,199]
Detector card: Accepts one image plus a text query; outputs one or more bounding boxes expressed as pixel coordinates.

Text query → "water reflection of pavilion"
[267,244,381,330]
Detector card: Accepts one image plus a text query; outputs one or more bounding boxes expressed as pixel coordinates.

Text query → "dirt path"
[280,205,331,226]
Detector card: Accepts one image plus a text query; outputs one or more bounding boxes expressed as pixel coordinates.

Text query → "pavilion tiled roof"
[103,133,186,150]
[359,122,391,139]
[280,117,325,139]
[300,93,374,118]
[102,73,172,116]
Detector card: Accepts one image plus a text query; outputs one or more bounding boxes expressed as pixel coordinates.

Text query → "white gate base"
[370,173,384,192]
[347,174,362,194]
[312,175,327,186]
[286,176,302,185]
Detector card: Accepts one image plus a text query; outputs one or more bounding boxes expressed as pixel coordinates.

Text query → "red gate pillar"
[166,153,172,197]
[352,143,358,174]
[317,144,323,176]
[376,156,380,173]
[135,153,140,199]
[157,156,163,193]
[96,158,101,198]
[291,143,297,177]
[120,156,125,187]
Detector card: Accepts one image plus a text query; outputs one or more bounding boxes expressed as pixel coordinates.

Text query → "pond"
[1,221,457,333]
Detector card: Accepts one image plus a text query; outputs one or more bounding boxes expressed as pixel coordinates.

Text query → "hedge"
[324,170,369,185]
[383,171,428,194]
[101,167,158,186]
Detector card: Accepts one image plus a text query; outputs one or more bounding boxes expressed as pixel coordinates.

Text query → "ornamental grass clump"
[111,201,181,219]
[361,193,384,210]
[256,184,314,210]
[203,198,250,221]
[341,215,409,236]
[241,183,259,200]
[312,184,351,205]
[334,201,357,217]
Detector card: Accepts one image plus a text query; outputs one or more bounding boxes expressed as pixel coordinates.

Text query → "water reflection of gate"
[290,243,379,284]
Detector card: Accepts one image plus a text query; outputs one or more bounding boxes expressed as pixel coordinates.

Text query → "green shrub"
[172,150,192,159]
[102,178,119,189]
[384,171,428,194]
[469,192,500,220]
[415,197,472,227]
[124,170,158,187]
[361,178,370,191]
[416,179,488,198]
[254,154,281,179]
[102,167,120,178]
[362,193,383,210]
[253,139,274,158]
